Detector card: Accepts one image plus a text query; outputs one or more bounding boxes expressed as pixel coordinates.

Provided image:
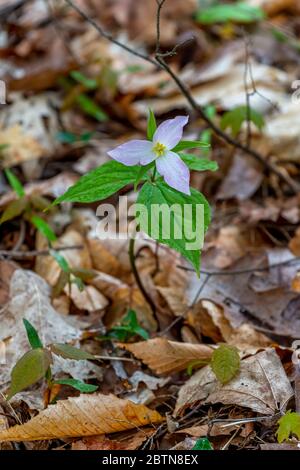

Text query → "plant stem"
[128,237,156,315]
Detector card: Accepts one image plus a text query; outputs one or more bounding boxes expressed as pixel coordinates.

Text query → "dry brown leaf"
[0,394,164,441]
[68,284,108,313]
[175,349,293,416]
[87,238,125,277]
[157,286,187,317]
[120,338,213,375]
[91,271,157,331]
[289,227,300,256]
[35,229,92,286]
[187,300,233,343]
[72,428,154,450]
[177,422,253,438]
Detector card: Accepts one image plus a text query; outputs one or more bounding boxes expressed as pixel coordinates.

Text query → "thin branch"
[64,0,158,67]
[64,0,299,194]
[177,256,300,275]
[0,245,83,259]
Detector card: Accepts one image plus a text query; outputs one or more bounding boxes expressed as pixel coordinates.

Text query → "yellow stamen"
[153,142,166,157]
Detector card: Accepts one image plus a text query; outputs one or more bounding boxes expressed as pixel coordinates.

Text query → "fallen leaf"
[72,428,155,450]
[175,349,293,415]
[120,338,213,375]
[0,393,164,441]
[0,269,101,386]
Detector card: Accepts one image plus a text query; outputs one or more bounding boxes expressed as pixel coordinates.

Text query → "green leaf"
[196,2,265,24]
[30,215,57,242]
[277,411,300,443]
[0,197,27,224]
[211,344,240,384]
[50,250,70,273]
[220,105,265,137]
[187,359,211,376]
[70,71,98,89]
[50,343,95,361]
[192,437,213,450]
[108,310,149,342]
[7,348,52,400]
[172,140,210,152]
[76,94,108,122]
[180,154,218,172]
[4,169,25,198]
[134,162,154,191]
[54,378,98,393]
[147,109,157,140]
[23,319,43,349]
[137,181,211,275]
[53,161,143,205]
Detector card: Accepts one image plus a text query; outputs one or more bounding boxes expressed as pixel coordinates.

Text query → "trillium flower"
[107,116,190,195]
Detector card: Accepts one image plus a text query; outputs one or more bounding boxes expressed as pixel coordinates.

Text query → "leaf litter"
[1,0,300,451]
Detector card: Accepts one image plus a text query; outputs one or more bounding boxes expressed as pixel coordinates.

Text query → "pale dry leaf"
[35,228,92,286]
[0,172,78,209]
[175,349,293,416]
[157,286,187,317]
[0,125,44,167]
[129,371,170,391]
[0,269,100,386]
[0,393,164,441]
[187,300,233,343]
[68,284,108,313]
[120,338,213,375]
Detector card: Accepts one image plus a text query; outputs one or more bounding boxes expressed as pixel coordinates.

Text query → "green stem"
[152,167,157,182]
[128,237,156,315]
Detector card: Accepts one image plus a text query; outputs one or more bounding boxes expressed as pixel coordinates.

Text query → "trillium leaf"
[211,344,240,384]
[147,109,157,140]
[137,181,211,275]
[7,348,52,400]
[172,140,210,152]
[53,161,142,204]
[196,3,265,24]
[277,411,300,443]
[180,154,218,172]
[50,343,96,361]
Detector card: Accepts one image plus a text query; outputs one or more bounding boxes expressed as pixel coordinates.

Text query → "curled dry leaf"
[175,349,293,416]
[0,393,164,441]
[120,338,213,375]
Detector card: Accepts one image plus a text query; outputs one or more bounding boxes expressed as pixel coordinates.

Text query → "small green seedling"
[6,319,98,401]
[100,310,149,342]
[187,344,240,384]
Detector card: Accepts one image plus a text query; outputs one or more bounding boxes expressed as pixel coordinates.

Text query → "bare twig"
[0,244,83,259]
[178,256,300,275]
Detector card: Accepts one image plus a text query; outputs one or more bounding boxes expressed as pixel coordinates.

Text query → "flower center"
[153,142,167,158]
